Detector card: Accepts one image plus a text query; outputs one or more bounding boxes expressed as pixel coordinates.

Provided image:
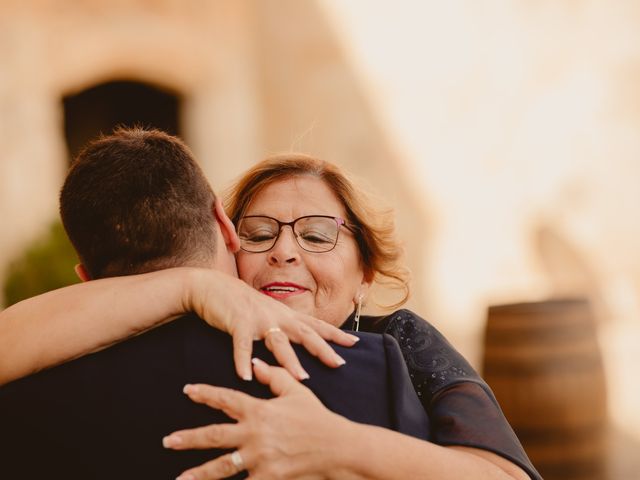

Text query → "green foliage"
[3,221,79,307]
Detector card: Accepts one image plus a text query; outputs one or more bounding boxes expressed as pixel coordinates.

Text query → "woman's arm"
[164,359,531,480]
[0,267,357,386]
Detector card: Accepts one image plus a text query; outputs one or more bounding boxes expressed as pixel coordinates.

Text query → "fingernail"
[251,357,266,367]
[241,364,253,380]
[163,435,182,448]
[298,368,310,380]
[335,355,346,366]
[183,384,197,394]
[348,334,360,343]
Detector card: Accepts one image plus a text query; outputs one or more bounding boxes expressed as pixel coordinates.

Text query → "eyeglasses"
[237,215,354,253]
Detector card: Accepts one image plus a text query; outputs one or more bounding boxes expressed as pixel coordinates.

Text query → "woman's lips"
[260,282,308,300]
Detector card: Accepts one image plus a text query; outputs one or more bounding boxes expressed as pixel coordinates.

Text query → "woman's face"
[236,176,370,326]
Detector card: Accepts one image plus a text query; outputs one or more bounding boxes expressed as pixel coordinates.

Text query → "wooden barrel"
[482,299,608,480]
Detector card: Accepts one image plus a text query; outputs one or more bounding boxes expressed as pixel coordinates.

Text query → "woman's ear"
[213,198,241,253]
[74,264,91,282]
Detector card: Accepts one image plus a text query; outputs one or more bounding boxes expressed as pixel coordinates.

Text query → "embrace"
[0,128,540,480]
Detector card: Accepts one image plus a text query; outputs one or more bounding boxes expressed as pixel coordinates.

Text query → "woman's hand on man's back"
[183,268,359,382]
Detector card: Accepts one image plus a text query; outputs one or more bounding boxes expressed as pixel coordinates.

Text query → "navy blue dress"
[349,309,542,480]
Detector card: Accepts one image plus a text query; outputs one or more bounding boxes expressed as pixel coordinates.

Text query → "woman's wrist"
[320,415,373,480]
[177,267,231,331]
[159,266,218,320]
[175,267,202,319]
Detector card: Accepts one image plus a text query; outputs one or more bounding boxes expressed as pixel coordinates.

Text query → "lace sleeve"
[382,309,542,480]
[382,309,483,399]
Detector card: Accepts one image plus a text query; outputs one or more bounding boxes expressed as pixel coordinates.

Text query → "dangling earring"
[354,294,363,332]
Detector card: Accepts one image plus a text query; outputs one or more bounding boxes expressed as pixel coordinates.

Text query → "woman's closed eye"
[299,229,334,245]
[241,228,277,243]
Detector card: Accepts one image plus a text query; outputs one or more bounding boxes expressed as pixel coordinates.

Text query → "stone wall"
[0,0,427,317]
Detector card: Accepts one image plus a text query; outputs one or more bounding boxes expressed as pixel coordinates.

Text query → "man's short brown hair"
[60,127,216,278]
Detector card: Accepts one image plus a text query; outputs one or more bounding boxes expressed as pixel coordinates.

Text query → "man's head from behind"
[60,127,237,279]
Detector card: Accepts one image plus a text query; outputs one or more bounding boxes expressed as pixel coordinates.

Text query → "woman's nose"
[268,226,301,265]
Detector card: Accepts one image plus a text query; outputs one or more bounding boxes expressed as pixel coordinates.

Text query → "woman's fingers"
[231,329,255,381]
[163,423,242,450]
[218,282,359,380]
[264,328,309,380]
[289,321,347,369]
[175,450,250,480]
[302,316,360,347]
[171,368,331,480]
[251,357,305,397]
[270,315,350,371]
[182,384,254,420]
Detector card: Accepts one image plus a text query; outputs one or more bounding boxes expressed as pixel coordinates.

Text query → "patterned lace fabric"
[354,308,542,480]
[379,309,486,400]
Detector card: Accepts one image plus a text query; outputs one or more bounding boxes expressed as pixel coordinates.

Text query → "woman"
[163,155,538,480]
[0,155,539,479]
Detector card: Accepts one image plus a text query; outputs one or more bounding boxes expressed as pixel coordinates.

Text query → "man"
[0,128,428,479]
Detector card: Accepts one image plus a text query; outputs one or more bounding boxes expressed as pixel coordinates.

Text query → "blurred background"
[0,1,638,478]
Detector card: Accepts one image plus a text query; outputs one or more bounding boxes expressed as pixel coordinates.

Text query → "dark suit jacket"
[0,314,429,479]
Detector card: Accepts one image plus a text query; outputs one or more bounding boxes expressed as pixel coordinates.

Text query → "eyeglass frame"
[236,214,356,253]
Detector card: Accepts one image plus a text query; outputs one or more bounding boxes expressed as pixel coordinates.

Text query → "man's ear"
[213,197,240,253]
[74,264,91,282]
